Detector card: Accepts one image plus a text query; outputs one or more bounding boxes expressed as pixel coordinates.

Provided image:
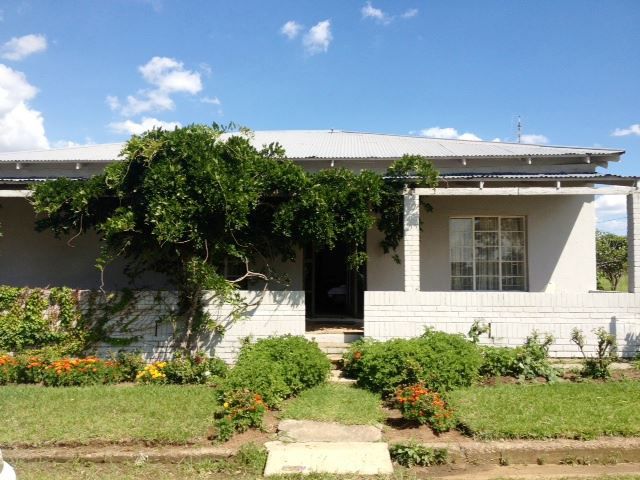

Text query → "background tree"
[596,230,628,291]
[31,124,438,352]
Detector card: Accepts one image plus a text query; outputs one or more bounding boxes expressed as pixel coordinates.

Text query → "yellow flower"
[223,402,230,409]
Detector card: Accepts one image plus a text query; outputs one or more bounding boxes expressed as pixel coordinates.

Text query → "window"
[449,216,527,291]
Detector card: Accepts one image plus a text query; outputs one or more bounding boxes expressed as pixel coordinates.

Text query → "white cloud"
[199,62,212,77]
[52,137,95,148]
[0,63,48,151]
[419,127,482,141]
[109,117,182,135]
[303,20,332,55]
[612,124,640,137]
[596,195,628,235]
[361,2,390,24]
[281,20,303,40]
[401,8,419,18]
[520,133,549,144]
[1,34,47,61]
[108,56,202,117]
[201,96,221,106]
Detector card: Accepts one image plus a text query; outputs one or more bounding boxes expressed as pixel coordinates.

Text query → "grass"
[450,381,640,440]
[0,385,220,446]
[598,273,628,292]
[280,383,384,425]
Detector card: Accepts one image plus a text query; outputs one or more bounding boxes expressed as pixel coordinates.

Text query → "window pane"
[476,261,499,276]
[501,231,525,247]
[475,217,498,231]
[501,246,524,261]
[501,217,524,231]
[502,262,524,276]
[475,231,499,246]
[450,219,474,291]
[450,216,527,292]
[502,276,525,291]
[452,277,474,290]
[476,247,499,261]
[476,276,499,290]
[451,262,473,276]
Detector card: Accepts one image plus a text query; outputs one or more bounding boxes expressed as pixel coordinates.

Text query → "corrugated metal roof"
[439,173,638,181]
[0,130,624,163]
[0,143,124,162]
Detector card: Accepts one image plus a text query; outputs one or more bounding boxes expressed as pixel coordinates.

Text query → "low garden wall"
[89,290,306,363]
[364,291,640,358]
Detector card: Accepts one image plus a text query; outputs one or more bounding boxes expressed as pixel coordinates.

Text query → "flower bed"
[394,384,455,433]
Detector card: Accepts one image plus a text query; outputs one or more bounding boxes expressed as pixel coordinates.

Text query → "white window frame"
[449,215,528,292]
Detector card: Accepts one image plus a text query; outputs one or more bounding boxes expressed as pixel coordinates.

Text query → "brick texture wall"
[365,291,640,357]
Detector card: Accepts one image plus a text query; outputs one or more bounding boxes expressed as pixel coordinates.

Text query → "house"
[0,130,639,360]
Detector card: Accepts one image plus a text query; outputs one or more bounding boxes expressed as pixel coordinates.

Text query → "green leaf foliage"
[342,329,483,396]
[30,124,438,350]
[596,230,628,291]
[221,335,331,407]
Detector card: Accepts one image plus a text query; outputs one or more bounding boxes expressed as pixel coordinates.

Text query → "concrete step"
[305,332,364,344]
[317,342,352,355]
[326,353,344,364]
[329,370,356,384]
[264,441,393,476]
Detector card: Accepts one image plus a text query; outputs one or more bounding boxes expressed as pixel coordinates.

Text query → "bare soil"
[382,407,471,444]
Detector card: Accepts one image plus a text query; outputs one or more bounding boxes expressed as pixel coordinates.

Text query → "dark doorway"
[304,243,365,321]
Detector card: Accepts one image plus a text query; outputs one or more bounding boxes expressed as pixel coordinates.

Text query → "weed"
[389,441,448,467]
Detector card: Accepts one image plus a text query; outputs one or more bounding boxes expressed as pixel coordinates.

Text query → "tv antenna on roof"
[516,116,522,144]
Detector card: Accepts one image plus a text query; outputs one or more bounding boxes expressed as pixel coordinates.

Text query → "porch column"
[628,191,640,293]
[403,190,420,292]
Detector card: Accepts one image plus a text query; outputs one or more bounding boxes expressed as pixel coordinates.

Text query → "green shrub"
[479,346,519,377]
[0,354,19,384]
[479,333,557,381]
[163,352,228,385]
[112,351,146,382]
[515,332,557,381]
[222,335,330,407]
[571,327,617,379]
[394,384,456,433]
[343,329,483,396]
[213,389,267,442]
[389,441,448,467]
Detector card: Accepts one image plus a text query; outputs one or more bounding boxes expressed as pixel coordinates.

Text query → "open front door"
[303,243,365,320]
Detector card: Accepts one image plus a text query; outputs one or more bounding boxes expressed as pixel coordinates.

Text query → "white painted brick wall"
[365,291,640,358]
[89,290,305,363]
[628,192,640,293]
[404,193,421,292]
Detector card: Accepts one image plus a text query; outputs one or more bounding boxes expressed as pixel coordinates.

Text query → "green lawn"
[281,383,384,425]
[599,273,628,292]
[0,385,220,446]
[450,382,640,440]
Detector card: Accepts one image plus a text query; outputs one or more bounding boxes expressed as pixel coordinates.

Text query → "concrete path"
[264,420,393,476]
[278,419,382,443]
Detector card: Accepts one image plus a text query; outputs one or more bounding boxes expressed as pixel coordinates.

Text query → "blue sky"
[0,0,639,232]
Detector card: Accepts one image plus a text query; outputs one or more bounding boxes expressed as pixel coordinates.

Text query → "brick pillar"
[628,191,640,293]
[403,191,421,292]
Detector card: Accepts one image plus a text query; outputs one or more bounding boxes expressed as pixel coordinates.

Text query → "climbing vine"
[0,286,81,353]
[30,124,439,353]
[0,286,172,354]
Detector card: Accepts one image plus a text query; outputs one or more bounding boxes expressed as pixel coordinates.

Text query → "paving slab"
[278,419,381,442]
[264,441,393,476]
